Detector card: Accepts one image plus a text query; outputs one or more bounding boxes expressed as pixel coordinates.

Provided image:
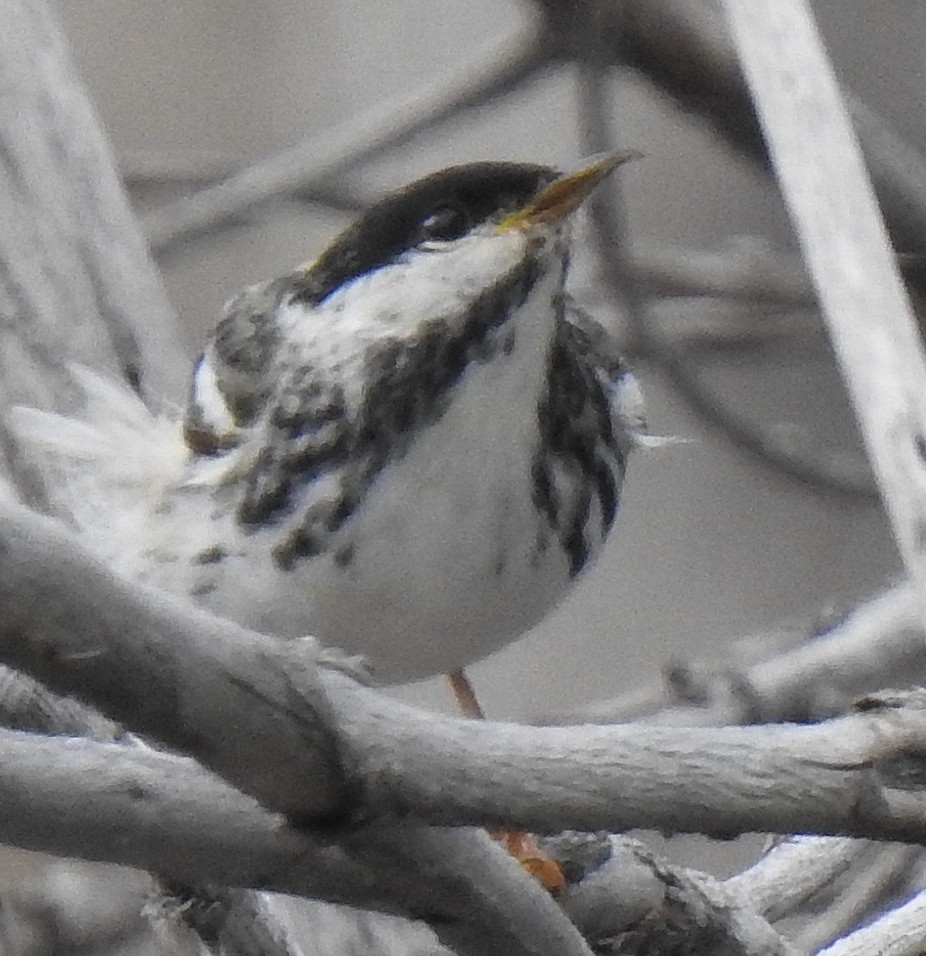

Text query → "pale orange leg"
[448,668,485,719]
[445,668,565,894]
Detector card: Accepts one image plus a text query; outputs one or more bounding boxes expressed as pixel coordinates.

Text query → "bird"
[12,152,647,699]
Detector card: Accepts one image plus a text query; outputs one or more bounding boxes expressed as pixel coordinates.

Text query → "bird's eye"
[419,203,470,245]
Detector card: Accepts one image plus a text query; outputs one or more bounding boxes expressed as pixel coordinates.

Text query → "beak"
[498,149,643,232]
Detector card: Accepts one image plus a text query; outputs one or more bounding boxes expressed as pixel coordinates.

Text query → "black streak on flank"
[533,317,626,579]
[237,379,349,527]
[275,526,324,569]
[267,254,543,571]
[531,458,558,528]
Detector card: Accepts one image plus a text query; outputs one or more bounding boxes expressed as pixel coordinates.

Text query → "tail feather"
[8,367,189,558]
[68,363,164,432]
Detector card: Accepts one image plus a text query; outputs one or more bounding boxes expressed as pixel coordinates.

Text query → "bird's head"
[184,153,640,457]
[291,150,642,306]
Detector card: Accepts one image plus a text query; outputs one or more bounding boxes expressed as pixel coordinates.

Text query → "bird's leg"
[445,668,565,894]
[447,668,485,719]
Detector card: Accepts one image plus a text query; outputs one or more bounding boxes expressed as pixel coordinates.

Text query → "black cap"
[291,162,556,305]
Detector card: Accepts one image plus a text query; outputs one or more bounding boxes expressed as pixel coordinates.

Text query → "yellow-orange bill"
[499,149,644,232]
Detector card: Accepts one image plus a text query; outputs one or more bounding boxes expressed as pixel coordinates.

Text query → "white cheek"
[323,229,531,329]
[274,229,535,406]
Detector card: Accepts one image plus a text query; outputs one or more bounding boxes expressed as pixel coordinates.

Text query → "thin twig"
[540,0,926,302]
[144,25,549,253]
[545,581,923,726]
[119,148,366,217]
[575,53,877,499]
[795,844,922,953]
[633,300,822,356]
[630,243,922,311]
[645,346,876,497]
[629,239,816,307]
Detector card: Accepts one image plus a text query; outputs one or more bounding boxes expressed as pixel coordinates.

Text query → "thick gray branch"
[0,729,808,954]
[0,729,595,956]
[0,0,186,408]
[720,3,926,623]
[818,887,926,956]
[0,731,365,904]
[3,499,926,847]
[0,498,346,822]
[0,499,598,956]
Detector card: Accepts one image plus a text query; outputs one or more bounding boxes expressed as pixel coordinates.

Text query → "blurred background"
[5,0,926,951]
[55,0,911,720]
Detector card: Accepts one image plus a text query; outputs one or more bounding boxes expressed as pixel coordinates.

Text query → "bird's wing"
[183,275,292,455]
[231,354,353,541]
[562,297,646,440]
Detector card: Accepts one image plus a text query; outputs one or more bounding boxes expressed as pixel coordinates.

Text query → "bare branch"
[721,2,926,624]
[0,0,186,407]
[550,582,924,726]
[726,837,870,924]
[630,239,816,307]
[0,728,597,956]
[656,357,877,497]
[795,844,921,952]
[0,730,372,907]
[632,245,924,314]
[817,887,926,956]
[631,326,877,497]
[143,25,548,253]
[535,0,926,302]
[119,148,367,219]
[5,501,926,848]
[27,738,602,956]
[0,730,812,955]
